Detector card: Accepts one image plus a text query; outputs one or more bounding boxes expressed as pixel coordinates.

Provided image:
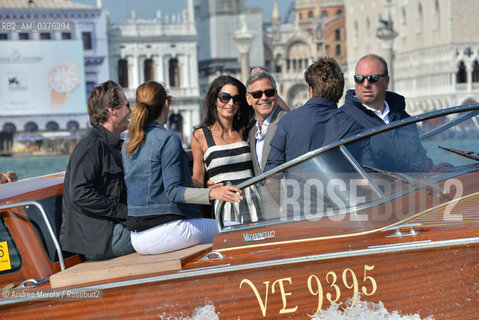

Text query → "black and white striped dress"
[201,127,261,223]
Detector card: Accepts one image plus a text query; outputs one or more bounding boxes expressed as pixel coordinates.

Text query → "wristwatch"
[48,62,80,109]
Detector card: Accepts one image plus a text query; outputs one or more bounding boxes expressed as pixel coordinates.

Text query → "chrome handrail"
[0,201,65,271]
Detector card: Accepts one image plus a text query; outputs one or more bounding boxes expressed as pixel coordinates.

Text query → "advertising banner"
[0,40,86,115]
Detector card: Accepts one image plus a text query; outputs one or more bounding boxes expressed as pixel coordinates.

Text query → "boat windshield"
[216,105,479,232]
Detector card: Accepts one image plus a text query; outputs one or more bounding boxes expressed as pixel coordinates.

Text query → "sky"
[73,0,294,24]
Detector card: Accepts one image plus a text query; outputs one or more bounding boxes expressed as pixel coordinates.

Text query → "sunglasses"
[249,88,276,99]
[218,92,242,105]
[353,74,387,84]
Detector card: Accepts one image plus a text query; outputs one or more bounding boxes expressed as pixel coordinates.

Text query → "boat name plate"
[243,230,276,242]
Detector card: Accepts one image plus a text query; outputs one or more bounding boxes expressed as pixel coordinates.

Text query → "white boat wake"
[158,297,435,320]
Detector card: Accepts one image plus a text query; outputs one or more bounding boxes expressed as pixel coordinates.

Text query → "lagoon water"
[0,155,70,181]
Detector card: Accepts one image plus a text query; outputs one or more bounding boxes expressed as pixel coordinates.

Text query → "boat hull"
[2,241,478,319]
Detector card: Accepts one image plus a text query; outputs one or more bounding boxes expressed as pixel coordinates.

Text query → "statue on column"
[156,10,162,23]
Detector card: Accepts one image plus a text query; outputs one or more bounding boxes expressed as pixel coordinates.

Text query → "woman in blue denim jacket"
[122,81,242,255]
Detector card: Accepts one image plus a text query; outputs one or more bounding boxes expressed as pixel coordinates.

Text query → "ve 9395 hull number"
[240,264,377,318]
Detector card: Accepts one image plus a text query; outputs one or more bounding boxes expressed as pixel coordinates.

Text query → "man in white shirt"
[246,70,289,175]
[341,54,433,172]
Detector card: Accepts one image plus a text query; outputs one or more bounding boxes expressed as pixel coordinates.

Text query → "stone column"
[376,13,398,91]
[180,54,189,88]
[138,55,146,85]
[156,55,164,83]
[126,55,135,89]
[234,15,255,84]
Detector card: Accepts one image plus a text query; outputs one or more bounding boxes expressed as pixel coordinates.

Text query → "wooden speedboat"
[0,105,478,319]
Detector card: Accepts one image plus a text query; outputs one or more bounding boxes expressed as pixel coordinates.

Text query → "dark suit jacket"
[248,106,286,175]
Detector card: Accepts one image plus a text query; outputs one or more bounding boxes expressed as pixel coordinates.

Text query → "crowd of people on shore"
[2,54,433,261]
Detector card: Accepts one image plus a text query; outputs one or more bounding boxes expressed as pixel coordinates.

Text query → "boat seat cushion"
[50,244,212,288]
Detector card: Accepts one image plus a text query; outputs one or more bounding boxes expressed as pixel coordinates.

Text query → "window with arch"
[335,29,340,41]
[457,61,467,83]
[274,54,282,73]
[45,121,59,131]
[40,32,51,40]
[118,59,128,88]
[67,121,80,131]
[473,60,479,83]
[308,11,313,19]
[2,123,16,133]
[336,9,342,16]
[168,112,183,133]
[82,32,92,50]
[24,122,38,132]
[433,0,440,30]
[288,42,311,72]
[169,58,180,87]
[144,58,154,82]
[400,7,407,37]
[417,2,423,34]
[320,10,328,18]
[86,81,95,99]
[335,44,341,57]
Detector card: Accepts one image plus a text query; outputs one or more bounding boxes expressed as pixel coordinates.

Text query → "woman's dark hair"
[199,75,254,140]
[124,81,170,155]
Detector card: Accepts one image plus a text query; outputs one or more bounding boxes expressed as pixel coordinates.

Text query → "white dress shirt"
[363,101,391,124]
[254,106,277,170]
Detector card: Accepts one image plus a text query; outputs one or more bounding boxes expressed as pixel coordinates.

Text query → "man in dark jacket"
[341,54,433,172]
[60,80,135,260]
[265,57,373,171]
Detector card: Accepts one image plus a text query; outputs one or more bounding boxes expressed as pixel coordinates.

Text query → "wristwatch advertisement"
[48,61,80,109]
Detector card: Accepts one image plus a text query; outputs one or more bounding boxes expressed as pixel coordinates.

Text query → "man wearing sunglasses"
[342,54,410,126]
[61,80,135,261]
[246,69,289,175]
[341,54,432,172]
[265,57,373,171]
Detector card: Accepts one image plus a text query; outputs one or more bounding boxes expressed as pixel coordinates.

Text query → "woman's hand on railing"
[209,185,243,203]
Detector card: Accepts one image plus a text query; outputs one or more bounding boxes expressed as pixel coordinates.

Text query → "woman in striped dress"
[191,75,261,223]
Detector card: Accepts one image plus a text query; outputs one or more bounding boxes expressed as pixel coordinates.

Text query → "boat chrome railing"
[215,103,479,231]
[0,201,65,271]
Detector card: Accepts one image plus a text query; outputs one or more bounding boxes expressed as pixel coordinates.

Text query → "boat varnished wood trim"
[49,244,212,288]
[214,191,479,253]
[0,201,65,270]
[1,236,478,307]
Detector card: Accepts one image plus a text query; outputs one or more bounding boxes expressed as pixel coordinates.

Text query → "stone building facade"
[0,0,109,134]
[345,0,479,114]
[194,0,264,94]
[108,0,201,145]
[265,0,346,108]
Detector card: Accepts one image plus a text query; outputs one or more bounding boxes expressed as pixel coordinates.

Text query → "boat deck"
[49,244,212,288]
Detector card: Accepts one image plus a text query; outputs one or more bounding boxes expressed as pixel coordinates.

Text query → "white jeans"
[130,218,218,255]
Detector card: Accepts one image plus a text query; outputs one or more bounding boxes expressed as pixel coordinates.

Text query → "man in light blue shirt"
[246,70,289,175]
